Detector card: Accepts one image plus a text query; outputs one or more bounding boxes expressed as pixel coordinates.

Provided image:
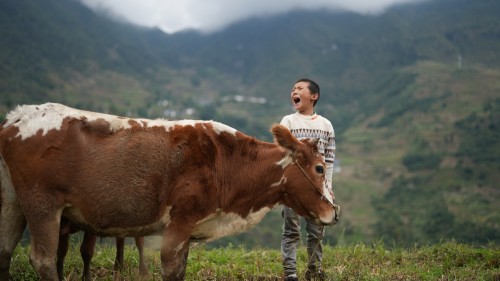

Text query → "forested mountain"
[1,0,499,247]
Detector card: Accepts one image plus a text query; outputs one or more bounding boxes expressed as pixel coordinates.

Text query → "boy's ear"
[311,93,319,101]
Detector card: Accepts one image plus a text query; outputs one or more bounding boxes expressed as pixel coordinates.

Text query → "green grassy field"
[9,241,499,280]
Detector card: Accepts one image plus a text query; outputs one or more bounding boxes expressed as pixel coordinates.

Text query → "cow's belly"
[191,207,273,242]
[62,205,171,237]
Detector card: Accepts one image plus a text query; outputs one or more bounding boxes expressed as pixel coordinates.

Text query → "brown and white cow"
[0,103,338,281]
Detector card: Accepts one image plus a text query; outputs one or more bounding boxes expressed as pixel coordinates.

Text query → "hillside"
[208,61,500,247]
[338,61,500,245]
[1,0,499,247]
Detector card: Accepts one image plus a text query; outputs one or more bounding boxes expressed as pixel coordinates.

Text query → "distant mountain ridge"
[1,0,498,246]
[2,0,499,117]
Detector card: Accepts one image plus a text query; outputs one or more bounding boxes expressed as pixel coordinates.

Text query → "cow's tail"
[0,156,4,214]
[0,155,14,216]
[0,155,5,213]
[0,118,8,213]
[0,166,2,212]
[0,122,4,212]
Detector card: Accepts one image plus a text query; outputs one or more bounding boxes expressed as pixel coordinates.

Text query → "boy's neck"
[298,109,315,116]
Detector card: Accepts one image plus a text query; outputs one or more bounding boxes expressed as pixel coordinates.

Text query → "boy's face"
[290,81,318,114]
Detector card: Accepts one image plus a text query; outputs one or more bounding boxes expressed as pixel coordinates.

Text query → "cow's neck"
[191,142,288,242]
[217,139,288,216]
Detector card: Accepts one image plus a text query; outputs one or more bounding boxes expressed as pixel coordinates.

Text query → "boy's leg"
[281,207,301,278]
[305,218,325,273]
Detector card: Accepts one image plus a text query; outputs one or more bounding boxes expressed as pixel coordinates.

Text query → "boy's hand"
[328,187,336,201]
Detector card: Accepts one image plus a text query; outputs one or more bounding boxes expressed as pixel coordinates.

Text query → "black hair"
[296,78,320,106]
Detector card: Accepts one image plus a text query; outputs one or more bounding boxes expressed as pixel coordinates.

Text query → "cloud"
[78,0,430,34]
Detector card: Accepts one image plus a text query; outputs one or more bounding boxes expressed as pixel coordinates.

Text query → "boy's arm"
[326,162,335,200]
[325,128,336,191]
[326,162,334,190]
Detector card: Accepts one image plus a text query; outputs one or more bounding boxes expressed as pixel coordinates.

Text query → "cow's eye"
[315,165,324,174]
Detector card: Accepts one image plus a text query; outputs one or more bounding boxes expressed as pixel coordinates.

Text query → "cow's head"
[271,124,339,226]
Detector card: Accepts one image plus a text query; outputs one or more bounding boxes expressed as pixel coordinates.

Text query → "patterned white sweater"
[280,112,336,190]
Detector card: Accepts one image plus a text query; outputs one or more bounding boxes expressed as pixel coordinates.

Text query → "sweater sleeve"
[279,115,291,129]
[325,126,336,190]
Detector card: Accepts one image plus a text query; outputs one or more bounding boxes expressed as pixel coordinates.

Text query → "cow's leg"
[113,237,150,279]
[80,231,97,281]
[28,216,62,281]
[135,236,149,278]
[160,225,192,281]
[0,200,26,280]
[56,220,72,281]
[111,237,125,281]
[114,237,125,272]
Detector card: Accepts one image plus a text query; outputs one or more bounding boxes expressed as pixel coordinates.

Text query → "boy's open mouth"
[293,97,301,104]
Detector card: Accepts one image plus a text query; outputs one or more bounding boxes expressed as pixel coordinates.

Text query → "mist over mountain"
[76,0,437,34]
[1,0,499,247]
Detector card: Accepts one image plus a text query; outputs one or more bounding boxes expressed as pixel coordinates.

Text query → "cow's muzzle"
[316,203,340,226]
[332,203,340,224]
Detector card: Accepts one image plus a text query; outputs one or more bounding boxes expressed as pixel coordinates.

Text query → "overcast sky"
[78,0,431,34]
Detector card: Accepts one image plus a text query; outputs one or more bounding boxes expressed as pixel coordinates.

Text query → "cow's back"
[0,104,177,233]
[0,103,238,236]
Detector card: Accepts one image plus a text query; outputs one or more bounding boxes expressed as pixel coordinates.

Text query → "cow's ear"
[271,124,300,152]
[308,138,320,147]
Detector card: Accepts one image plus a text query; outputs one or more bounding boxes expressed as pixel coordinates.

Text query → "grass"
[9,241,499,280]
